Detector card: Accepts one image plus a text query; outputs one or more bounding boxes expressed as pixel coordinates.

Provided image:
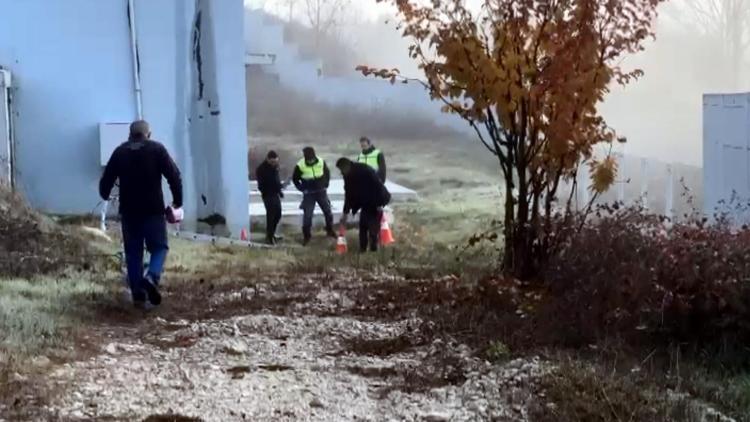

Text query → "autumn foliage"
[545,205,750,350]
[359,0,664,278]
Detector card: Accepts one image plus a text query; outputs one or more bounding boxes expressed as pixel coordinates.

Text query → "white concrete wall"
[703,93,750,224]
[0,0,249,235]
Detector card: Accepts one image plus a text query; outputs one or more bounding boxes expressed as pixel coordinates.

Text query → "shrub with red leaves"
[544,204,750,349]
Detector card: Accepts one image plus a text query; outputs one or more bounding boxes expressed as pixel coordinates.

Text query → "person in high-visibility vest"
[292,146,336,245]
[357,137,386,183]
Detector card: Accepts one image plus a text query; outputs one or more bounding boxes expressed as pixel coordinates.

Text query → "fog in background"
[246,0,750,167]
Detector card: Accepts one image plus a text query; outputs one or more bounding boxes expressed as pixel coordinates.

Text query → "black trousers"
[359,207,382,252]
[301,191,334,239]
[262,194,282,241]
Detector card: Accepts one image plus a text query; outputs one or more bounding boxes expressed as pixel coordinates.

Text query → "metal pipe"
[0,70,12,188]
[616,152,626,203]
[665,164,674,220]
[640,158,649,210]
[127,0,143,119]
[100,200,109,231]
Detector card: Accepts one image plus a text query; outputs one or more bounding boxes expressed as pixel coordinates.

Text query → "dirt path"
[31,274,549,421]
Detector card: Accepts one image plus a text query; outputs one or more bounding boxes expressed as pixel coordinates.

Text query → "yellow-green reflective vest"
[296,158,325,180]
[357,148,381,170]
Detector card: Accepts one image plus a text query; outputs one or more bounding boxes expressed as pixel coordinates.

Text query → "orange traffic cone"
[336,226,348,255]
[380,212,395,246]
[240,228,248,241]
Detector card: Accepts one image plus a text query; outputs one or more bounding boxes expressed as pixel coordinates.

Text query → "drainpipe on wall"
[127,0,143,119]
[0,69,13,189]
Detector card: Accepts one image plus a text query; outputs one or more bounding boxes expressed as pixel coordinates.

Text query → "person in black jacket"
[292,147,336,244]
[336,157,391,252]
[256,150,284,245]
[99,120,182,309]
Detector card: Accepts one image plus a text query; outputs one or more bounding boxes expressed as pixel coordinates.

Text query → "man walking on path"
[336,157,391,252]
[357,136,386,183]
[292,146,336,245]
[99,120,182,309]
[256,150,284,245]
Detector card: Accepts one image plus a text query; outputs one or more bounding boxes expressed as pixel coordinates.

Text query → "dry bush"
[0,187,92,278]
[531,359,698,422]
[543,204,750,356]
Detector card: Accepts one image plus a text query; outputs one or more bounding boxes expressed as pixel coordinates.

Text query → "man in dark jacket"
[256,150,284,245]
[99,120,182,309]
[357,136,386,183]
[292,146,336,244]
[336,157,391,252]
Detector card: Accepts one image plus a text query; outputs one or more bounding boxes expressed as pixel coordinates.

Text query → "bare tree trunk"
[315,0,321,52]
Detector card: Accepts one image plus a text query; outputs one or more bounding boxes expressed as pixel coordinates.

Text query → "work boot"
[266,236,276,246]
[143,273,162,306]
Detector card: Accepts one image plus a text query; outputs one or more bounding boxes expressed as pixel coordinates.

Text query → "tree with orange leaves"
[358,0,664,279]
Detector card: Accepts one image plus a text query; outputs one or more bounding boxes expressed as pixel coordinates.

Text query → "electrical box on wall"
[99,122,129,166]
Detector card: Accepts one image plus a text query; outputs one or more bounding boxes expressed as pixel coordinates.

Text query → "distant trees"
[677,0,750,89]
[302,0,350,51]
[280,0,298,22]
[359,0,665,279]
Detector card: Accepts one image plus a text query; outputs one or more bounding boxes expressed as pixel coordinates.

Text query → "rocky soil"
[46,312,548,421]
[1,271,551,422]
[1,270,739,422]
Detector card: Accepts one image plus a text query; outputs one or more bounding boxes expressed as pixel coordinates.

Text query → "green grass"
[0,273,108,354]
[165,237,298,282]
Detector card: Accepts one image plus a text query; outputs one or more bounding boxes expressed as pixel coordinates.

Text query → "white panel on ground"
[249,178,413,226]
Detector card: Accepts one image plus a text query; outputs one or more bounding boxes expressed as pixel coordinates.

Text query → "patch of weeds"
[0,273,108,354]
[531,359,703,422]
[486,340,511,363]
[166,239,296,283]
[684,368,750,421]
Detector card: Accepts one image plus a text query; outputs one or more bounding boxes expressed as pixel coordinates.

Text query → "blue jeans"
[122,215,169,302]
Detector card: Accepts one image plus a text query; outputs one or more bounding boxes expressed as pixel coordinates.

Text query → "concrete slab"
[249,178,415,227]
[249,179,418,202]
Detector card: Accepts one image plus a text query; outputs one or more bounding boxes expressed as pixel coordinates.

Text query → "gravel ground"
[45,308,549,421]
[3,276,737,422]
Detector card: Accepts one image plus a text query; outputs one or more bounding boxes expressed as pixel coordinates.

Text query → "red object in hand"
[166,206,184,224]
